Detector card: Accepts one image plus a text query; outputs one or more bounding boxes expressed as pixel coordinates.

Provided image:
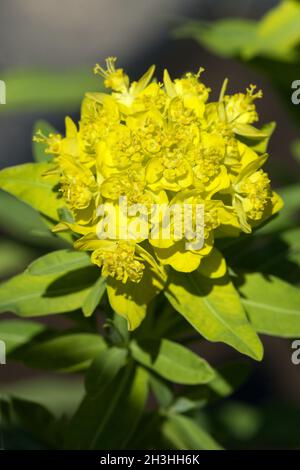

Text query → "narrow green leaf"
[238,272,300,337]
[0,162,63,220]
[1,396,59,449]
[0,190,64,248]
[244,0,300,60]
[0,266,99,316]
[1,377,84,417]
[85,347,128,396]
[149,374,174,409]
[28,249,92,276]
[130,338,214,385]
[162,414,222,450]
[14,333,107,372]
[166,270,263,361]
[227,227,300,286]
[0,319,46,354]
[260,184,300,233]
[176,2,300,62]
[174,19,256,58]
[65,364,148,450]
[82,276,106,317]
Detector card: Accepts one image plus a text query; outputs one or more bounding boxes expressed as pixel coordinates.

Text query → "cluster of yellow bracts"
[34,57,282,328]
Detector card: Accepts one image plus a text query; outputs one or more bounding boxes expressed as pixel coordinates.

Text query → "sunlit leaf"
[0,266,99,316]
[82,276,106,317]
[166,270,263,360]
[162,413,222,450]
[85,346,128,395]
[0,319,46,353]
[130,338,215,385]
[0,162,63,220]
[0,190,64,248]
[28,249,92,276]
[237,272,300,337]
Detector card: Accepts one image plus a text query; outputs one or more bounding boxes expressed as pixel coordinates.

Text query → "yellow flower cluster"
[34,57,282,310]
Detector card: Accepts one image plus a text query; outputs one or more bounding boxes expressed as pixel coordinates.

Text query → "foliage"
[0,8,300,447]
[175,0,300,128]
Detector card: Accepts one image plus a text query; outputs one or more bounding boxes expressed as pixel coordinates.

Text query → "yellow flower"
[36,57,282,329]
[224,84,262,125]
[91,240,145,283]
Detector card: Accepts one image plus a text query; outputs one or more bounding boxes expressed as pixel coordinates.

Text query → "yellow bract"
[34,58,282,328]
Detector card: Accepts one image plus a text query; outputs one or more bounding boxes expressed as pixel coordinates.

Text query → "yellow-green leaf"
[82,276,106,317]
[162,414,222,450]
[28,249,92,276]
[238,272,300,337]
[65,364,148,450]
[130,338,214,385]
[166,270,263,361]
[0,319,46,354]
[0,162,63,220]
[0,267,99,316]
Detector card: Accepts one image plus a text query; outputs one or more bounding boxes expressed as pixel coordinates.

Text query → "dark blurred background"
[0,0,299,449]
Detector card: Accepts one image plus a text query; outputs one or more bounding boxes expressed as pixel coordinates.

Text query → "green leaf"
[162,414,222,450]
[28,249,92,276]
[65,364,148,450]
[0,162,63,220]
[238,272,300,337]
[1,396,59,449]
[244,0,300,60]
[1,377,84,417]
[82,276,106,317]
[168,397,200,414]
[0,319,46,354]
[177,2,300,62]
[0,190,65,248]
[176,1,300,133]
[227,227,300,286]
[260,184,300,233]
[130,338,214,385]
[166,270,263,361]
[14,333,107,372]
[0,67,101,113]
[0,266,99,316]
[85,346,128,396]
[33,120,57,163]
[149,374,174,408]
[174,19,256,58]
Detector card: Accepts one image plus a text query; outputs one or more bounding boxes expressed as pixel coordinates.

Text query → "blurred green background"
[0,0,299,449]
